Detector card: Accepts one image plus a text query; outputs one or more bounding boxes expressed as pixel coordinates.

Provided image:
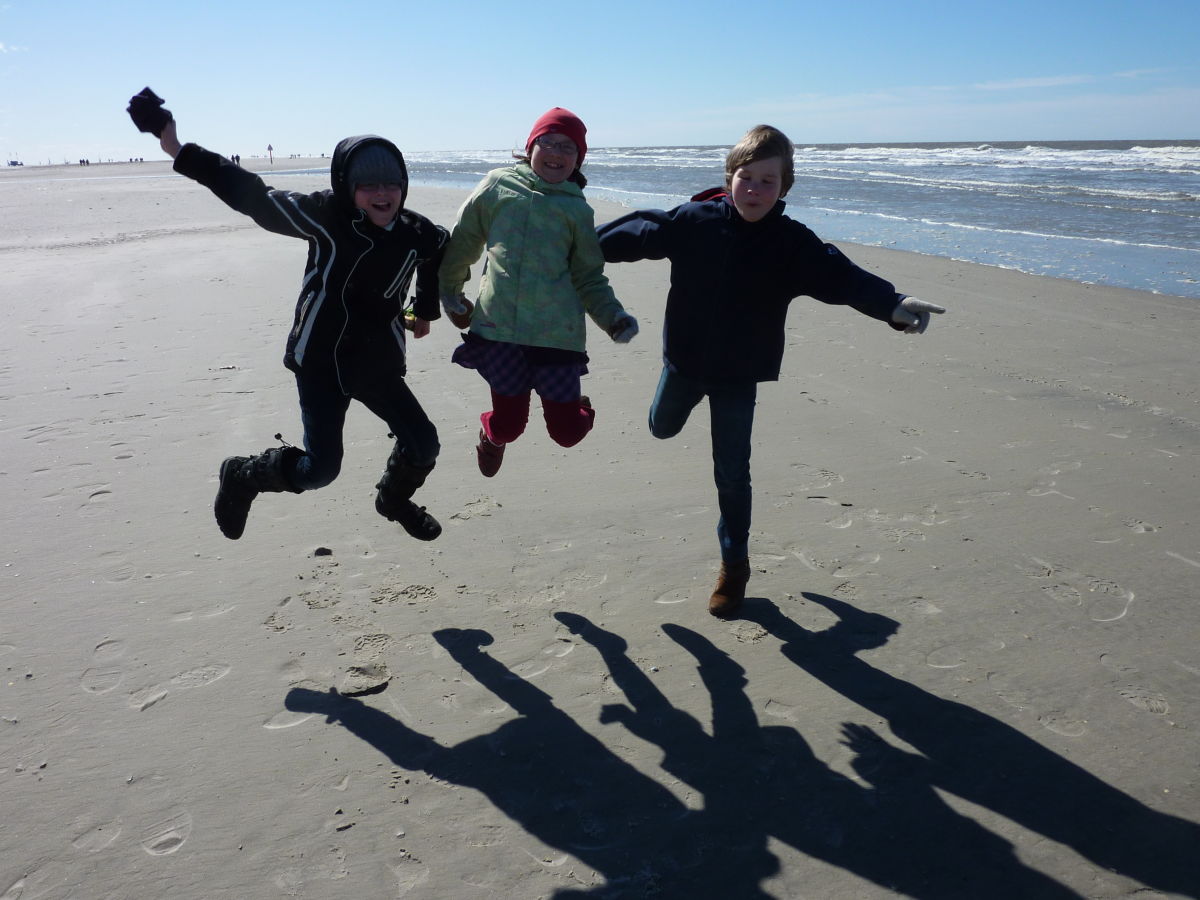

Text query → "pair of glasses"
[533,136,578,155]
[355,182,403,193]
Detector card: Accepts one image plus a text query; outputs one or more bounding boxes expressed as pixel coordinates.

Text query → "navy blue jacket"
[596,191,903,382]
[173,136,447,394]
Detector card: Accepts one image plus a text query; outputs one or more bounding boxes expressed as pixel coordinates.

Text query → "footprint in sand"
[1026,460,1081,500]
[172,604,236,623]
[72,819,123,852]
[140,810,192,856]
[449,496,502,520]
[97,550,136,584]
[340,663,391,697]
[654,587,694,605]
[372,583,437,606]
[924,639,1005,669]
[533,569,609,604]
[1100,653,1170,715]
[1083,578,1136,622]
[81,638,127,695]
[788,463,843,491]
[829,552,881,578]
[893,594,943,615]
[77,484,114,519]
[763,698,801,720]
[263,596,295,633]
[510,638,578,680]
[354,633,393,660]
[986,671,1087,737]
[1018,557,1135,622]
[127,664,231,711]
[263,676,330,729]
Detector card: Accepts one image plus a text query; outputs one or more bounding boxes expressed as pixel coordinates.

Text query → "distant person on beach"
[126,88,449,543]
[438,107,639,477]
[597,124,945,618]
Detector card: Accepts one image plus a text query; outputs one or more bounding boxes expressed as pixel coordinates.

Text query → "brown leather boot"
[709,558,751,618]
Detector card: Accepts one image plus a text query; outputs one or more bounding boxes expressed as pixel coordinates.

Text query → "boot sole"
[214,457,254,540]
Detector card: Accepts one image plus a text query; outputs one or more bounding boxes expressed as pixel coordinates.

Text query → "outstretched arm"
[158,118,182,159]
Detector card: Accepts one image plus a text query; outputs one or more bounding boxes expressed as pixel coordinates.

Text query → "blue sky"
[2,0,1197,163]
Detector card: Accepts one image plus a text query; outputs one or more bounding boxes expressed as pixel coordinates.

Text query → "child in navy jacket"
[597,124,945,617]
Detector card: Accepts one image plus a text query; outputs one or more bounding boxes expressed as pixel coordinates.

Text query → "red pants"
[481,389,594,448]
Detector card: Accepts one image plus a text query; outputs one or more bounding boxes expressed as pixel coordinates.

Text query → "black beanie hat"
[346,144,406,188]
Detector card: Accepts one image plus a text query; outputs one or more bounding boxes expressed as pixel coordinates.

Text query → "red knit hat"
[525,107,587,165]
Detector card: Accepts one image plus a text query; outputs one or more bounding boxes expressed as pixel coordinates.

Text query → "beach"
[2,159,1199,898]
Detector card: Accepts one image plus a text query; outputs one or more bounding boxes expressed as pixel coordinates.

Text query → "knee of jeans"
[403,434,440,470]
[294,454,340,490]
[648,414,682,440]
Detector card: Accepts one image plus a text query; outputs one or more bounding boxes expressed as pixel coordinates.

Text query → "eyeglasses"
[354,182,403,193]
[533,136,578,155]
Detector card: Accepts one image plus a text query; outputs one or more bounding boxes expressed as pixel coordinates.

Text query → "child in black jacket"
[597,124,945,617]
[128,90,448,542]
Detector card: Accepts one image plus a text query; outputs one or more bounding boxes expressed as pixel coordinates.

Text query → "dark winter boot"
[375,444,441,541]
[213,446,304,540]
[709,558,751,618]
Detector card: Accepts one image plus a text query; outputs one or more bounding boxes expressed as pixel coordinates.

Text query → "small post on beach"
[267,144,273,165]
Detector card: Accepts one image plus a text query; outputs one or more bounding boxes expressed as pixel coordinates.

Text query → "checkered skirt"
[451,335,589,402]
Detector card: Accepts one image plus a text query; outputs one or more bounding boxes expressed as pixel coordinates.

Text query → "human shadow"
[285,628,780,899]
[557,612,1079,899]
[739,594,1200,898]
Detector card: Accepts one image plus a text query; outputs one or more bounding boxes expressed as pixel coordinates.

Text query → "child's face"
[354,182,404,227]
[529,135,579,184]
[729,156,784,223]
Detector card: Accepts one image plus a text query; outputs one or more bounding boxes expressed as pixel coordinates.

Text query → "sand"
[2,159,1199,898]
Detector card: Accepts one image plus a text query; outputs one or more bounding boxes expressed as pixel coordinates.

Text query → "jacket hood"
[330,135,409,210]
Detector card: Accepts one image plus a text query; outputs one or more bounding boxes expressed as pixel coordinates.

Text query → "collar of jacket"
[727,195,787,228]
[692,187,787,227]
[512,162,586,199]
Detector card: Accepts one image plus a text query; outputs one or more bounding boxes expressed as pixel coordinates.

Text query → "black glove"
[126,87,173,138]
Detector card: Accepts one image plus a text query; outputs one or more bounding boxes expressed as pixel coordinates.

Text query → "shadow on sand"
[739,593,1200,898]
[282,590,1200,897]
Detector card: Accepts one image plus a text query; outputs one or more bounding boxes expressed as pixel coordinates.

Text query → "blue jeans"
[648,366,756,563]
[289,366,439,491]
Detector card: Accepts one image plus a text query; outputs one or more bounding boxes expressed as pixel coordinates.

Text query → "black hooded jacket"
[172,135,448,393]
[597,190,903,383]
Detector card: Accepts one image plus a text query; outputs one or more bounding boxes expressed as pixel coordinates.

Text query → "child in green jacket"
[439,108,638,477]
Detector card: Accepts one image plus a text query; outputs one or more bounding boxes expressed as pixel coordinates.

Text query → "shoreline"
[3,164,1197,303]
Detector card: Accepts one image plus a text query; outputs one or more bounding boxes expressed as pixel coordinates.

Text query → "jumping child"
[127,88,448,542]
[597,124,945,617]
[438,107,638,477]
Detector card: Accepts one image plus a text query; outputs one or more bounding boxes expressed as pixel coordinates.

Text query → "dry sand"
[2,159,1199,898]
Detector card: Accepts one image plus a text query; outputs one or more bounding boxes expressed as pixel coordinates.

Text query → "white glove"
[891,296,946,334]
[608,315,639,344]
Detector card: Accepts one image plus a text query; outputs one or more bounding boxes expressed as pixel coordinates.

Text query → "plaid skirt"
[452,334,589,403]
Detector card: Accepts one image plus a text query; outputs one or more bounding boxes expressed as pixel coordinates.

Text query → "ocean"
[390,140,1200,300]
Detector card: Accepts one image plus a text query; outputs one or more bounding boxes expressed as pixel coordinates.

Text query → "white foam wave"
[807,206,1200,253]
